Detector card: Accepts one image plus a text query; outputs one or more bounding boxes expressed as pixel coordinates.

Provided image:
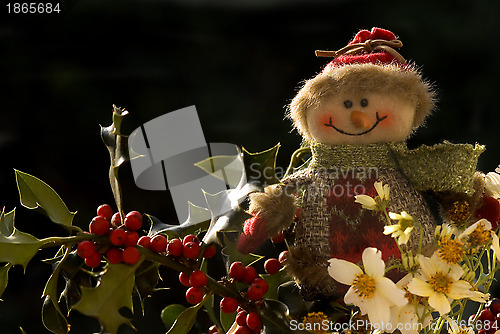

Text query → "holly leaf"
[203,205,252,246]
[220,307,236,332]
[72,259,143,334]
[277,281,310,318]
[134,261,162,311]
[42,248,70,334]
[260,267,291,300]
[0,263,12,299]
[260,299,295,334]
[0,207,42,269]
[242,144,280,187]
[166,293,211,334]
[100,105,130,217]
[160,304,186,330]
[147,202,210,239]
[15,170,75,229]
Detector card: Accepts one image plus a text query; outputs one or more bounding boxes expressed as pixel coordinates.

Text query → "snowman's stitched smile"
[324,112,387,136]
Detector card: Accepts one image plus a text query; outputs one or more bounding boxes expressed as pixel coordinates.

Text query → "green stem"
[38,234,101,249]
[141,248,246,304]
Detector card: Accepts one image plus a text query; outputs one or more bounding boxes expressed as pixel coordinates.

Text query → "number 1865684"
[6,3,61,14]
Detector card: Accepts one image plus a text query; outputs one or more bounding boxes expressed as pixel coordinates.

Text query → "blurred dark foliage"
[1,0,500,332]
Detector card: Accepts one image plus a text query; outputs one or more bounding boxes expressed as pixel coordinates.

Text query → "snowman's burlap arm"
[391,141,485,195]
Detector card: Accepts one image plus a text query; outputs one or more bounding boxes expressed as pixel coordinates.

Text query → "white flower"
[354,194,378,210]
[491,232,500,262]
[374,181,390,201]
[458,219,493,249]
[354,181,390,211]
[435,223,457,240]
[485,172,500,199]
[328,247,407,326]
[385,211,414,245]
[389,275,432,334]
[407,253,487,315]
[443,315,475,334]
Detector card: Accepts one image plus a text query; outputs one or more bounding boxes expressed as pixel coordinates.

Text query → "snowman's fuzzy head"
[288,62,436,143]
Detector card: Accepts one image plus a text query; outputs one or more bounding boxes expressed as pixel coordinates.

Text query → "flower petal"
[416,255,436,279]
[362,247,385,278]
[447,280,473,299]
[375,277,407,306]
[364,293,392,326]
[328,258,362,285]
[447,264,464,282]
[428,292,451,315]
[344,286,363,308]
[407,278,434,297]
[384,224,400,234]
[491,233,500,262]
[355,195,377,210]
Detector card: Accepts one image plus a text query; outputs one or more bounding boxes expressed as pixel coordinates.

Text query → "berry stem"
[141,248,245,303]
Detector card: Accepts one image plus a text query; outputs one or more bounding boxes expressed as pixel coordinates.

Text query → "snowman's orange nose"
[351,110,371,129]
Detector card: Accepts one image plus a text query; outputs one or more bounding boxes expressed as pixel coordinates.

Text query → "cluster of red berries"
[76,204,144,267]
[470,298,500,334]
[208,307,262,334]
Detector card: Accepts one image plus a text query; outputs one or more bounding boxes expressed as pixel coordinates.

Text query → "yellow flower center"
[468,224,491,247]
[449,200,470,226]
[429,272,452,294]
[437,238,464,264]
[302,312,329,334]
[353,273,376,299]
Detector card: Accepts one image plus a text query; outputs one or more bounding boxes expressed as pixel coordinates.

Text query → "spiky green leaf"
[15,170,75,228]
[242,143,280,186]
[72,259,143,334]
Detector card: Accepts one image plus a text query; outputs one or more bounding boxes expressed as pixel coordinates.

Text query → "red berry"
[202,245,217,258]
[229,262,246,281]
[183,234,200,245]
[167,238,183,257]
[150,235,168,253]
[124,231,139,247]
[89,216,110,235]
[242,266,257,284]
[137,236,151,249]
[77,241,96,258]
[220,297,238,313]
[186,287,204,305]
[106,247,123,264]
[246,312,261,331]
[264,258,281,275]
[271,231,285,243]
[124,211,142,231]
[278,250,289,265]
[487,298,500,314]
[247,283,264,301]
[111,212,122,227]
[85,252,102,268]
[234,326,252,334]
[97,204,113,221]
[252,278,269,294]
[479,309,495,322]
[236,310,248,326]
[179,272,191,287]
[122,246,140,264]
[183,241,200,259]
[189,270,207,288]
[208,325,219,334]
[110,228,128,246]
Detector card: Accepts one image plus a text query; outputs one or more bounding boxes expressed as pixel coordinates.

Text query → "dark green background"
[1,0,500,333]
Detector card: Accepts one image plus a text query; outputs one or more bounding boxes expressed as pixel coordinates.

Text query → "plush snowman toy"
[238,27,489,301]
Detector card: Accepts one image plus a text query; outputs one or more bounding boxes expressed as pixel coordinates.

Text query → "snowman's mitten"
[237,184,296,254]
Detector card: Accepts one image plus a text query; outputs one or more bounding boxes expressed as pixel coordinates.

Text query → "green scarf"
[308,141,485,195]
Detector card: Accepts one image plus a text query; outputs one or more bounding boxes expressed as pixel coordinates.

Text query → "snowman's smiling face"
[306,92,417,145]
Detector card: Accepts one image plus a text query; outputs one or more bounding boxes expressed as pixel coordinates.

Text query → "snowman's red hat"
[316,27,407,69]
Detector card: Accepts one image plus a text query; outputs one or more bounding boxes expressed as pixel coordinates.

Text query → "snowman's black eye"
[360,98,369,107]
[343,100,353,108]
